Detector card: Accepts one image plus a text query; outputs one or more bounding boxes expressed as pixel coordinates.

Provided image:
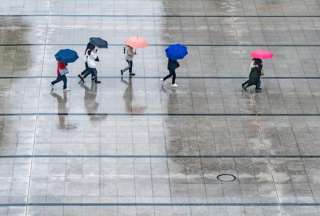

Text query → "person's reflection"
[121,77,146,113]
[81,82,106,121]
[50,91,76,129]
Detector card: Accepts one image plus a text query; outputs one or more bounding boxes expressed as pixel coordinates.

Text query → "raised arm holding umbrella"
[51,49,79,92]
[121,36,148,77]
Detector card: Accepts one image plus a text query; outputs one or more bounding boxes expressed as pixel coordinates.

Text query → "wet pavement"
[0,0,320,215]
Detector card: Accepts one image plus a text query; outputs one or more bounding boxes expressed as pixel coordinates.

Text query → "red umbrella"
[250,49,273,59]
[125,36,148,48]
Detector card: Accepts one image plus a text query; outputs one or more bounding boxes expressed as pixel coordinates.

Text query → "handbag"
[59,68,69,76]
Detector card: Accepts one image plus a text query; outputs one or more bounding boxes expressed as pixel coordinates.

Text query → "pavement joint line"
[0,76,319,79]
[1,14,320,18]
[0,202,319,207]
[1,44,320,47]
[0,155,320,159]
[0,113,319,116]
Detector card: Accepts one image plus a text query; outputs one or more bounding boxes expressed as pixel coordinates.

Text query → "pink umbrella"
[125,36,148,48]
[250,49,273,59]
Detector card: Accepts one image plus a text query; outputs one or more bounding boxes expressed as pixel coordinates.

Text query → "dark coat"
[167,59,180,71]
[248,65,262,84]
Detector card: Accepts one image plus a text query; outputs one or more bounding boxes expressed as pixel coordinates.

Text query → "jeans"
[51,74,67,89]
[82,67,98,81]
[163,69,176,84]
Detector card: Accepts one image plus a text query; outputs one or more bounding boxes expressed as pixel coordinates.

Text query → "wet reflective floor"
[0,0,320,215]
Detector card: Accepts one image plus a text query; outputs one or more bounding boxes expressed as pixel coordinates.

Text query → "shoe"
[242,84,247,91]
[95,80,101,84]
[63,88,71,92]
[78,75,84,83]
[255,88,262,92]
[50,84,54,91]
[160,78,164,81]
[121,70,124,76]
[129,73,135,76]
[171,83,178,87]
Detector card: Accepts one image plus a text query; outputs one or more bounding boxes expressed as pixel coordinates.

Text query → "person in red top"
[50,61,70,91]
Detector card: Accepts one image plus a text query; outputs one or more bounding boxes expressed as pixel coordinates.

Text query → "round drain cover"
[217,174,237,182]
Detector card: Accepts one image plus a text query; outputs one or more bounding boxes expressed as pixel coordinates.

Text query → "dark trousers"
[163,69,176,84]
[122,60,133,73]
[81,67,98,81]
[242,80,261,89]
[51,74,67,89]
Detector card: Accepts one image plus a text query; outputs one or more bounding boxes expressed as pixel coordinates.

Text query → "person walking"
[79,43,95,81]
[78,47,101,84]
[242,58,263,92]
[121,45,136,76]
[50,61,70,91]
[161,58,180,87]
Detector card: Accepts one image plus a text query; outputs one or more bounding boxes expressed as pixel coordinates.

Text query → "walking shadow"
[81,82,106,121]
[121,77,146,113]
[50,92,77,129]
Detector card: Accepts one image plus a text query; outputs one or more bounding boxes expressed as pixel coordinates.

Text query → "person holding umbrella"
[161,59,180,87]
[78,42,95,82]
[78,37,108,84]
[121,45,136,76]
[242,49,273,92]
[51,49,78,91]
[78,47,101,84]
[242,58,263,92]
[161,44,188,87]
[121,36,148,77]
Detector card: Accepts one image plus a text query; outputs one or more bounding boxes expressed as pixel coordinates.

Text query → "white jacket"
[86,49,98,68]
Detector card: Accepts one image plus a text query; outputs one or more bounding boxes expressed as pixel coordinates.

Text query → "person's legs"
[51,74,62,85]
[171,70,176,84]
[163,73,172,81]
[92,68,101,83]
[128,61,135,76]
[61,75,67,89]
[83,68,93,78]
[255,79,262,92]
[81,63,89,76]
[122,60,131,72]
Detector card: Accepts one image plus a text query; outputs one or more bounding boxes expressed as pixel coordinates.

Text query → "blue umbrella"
[165,44,188,60]
[55,49,79,63]
[89,37,108,48]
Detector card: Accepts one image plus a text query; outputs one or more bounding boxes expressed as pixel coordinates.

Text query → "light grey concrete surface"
[0,0,319,215]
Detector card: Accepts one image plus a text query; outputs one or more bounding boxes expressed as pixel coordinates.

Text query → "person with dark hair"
[78,47,101,84]
[50,61,70,92]
[242,58,263,92]
[161,58,180,87]
[121,45,136,76]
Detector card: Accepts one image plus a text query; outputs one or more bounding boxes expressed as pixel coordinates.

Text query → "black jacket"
[248,65,262,84]
[167,59,180,71]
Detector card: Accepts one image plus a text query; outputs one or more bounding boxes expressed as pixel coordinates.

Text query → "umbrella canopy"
[250,49,273,59]
[165,44,188,60]
[89,37,108,48]
[55,49,79,63]
[125,36,148,48]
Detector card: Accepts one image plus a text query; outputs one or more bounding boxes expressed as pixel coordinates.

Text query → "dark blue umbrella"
[89,37,108,48]
[55,49,79,63]
[165,44,188,60]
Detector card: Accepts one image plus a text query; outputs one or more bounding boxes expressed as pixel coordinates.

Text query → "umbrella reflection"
[50,92,77,129]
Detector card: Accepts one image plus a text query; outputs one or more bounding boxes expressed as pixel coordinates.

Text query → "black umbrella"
[89,37,108,48]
